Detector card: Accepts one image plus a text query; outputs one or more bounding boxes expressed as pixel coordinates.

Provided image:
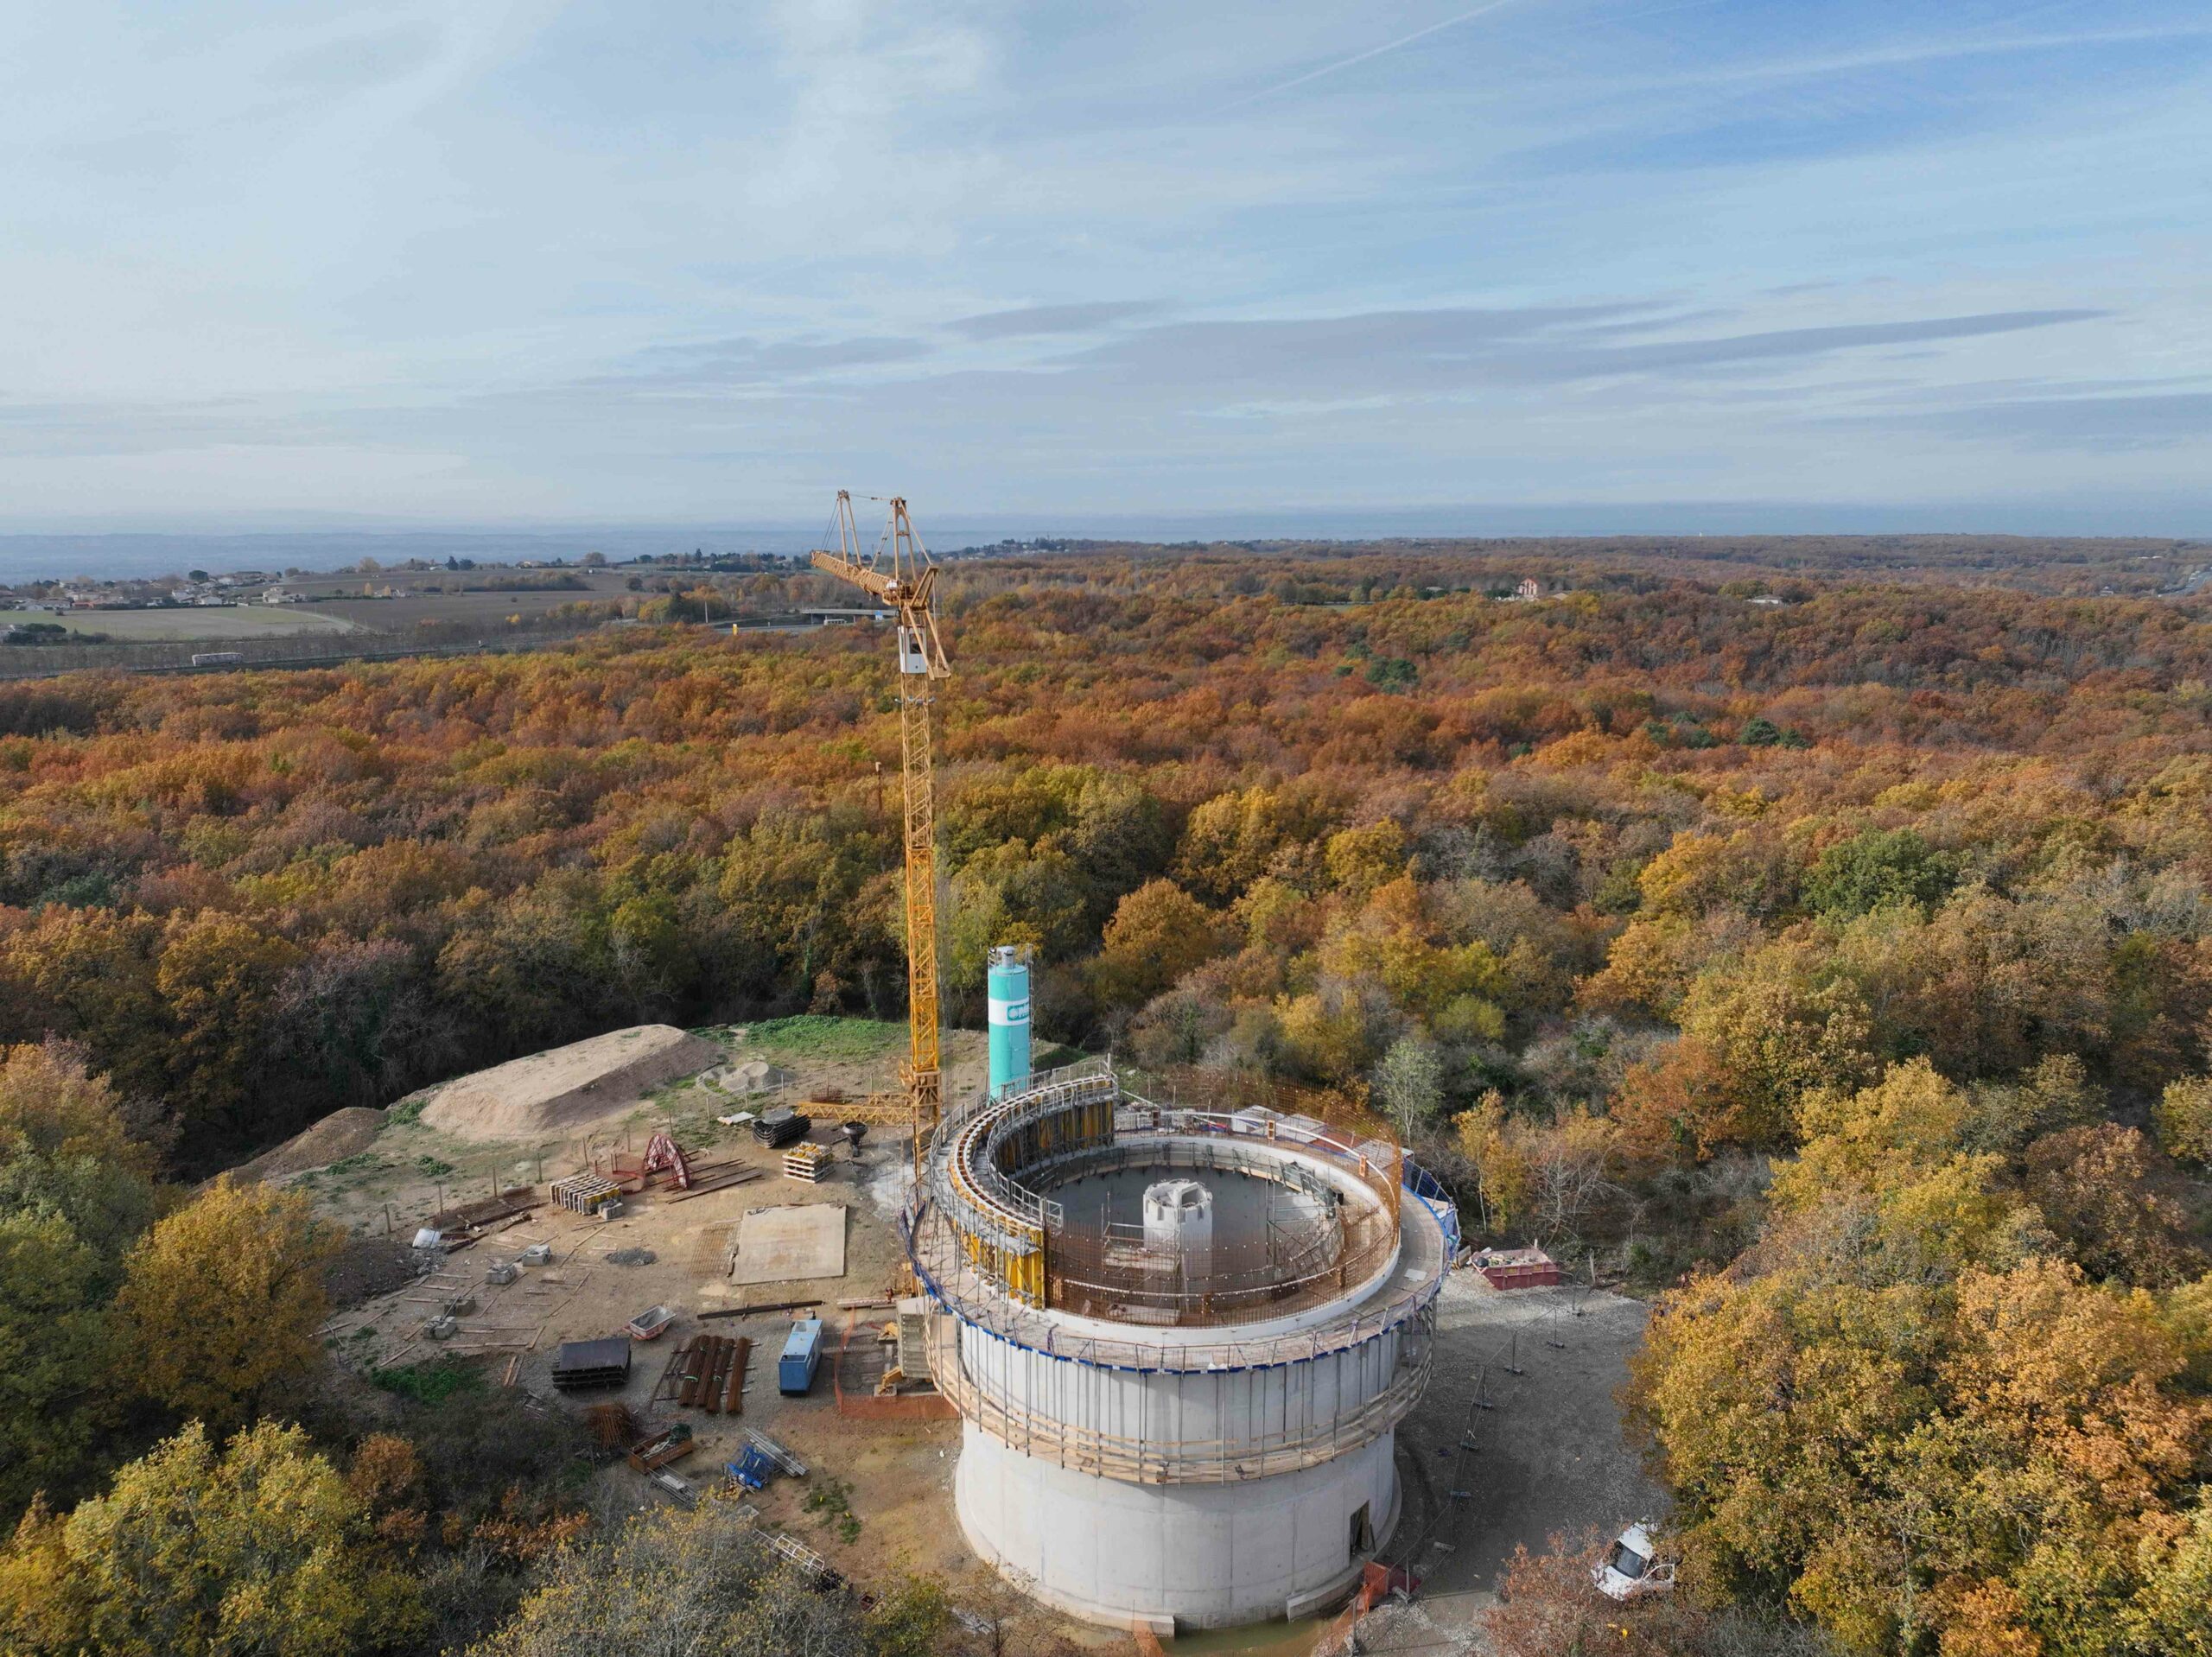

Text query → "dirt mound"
[325,1238,423,1308]
[232,1106,388,1184]
[418,1025,721,1144]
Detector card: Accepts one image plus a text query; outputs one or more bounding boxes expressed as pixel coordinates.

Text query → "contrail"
[1221,0,1523,110]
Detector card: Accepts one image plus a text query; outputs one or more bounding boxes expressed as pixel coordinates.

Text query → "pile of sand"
[418,1024,721,1144]
[231,1106,388,1184]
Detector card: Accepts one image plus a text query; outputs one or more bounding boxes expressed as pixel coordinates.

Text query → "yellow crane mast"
[810,492,950,1178]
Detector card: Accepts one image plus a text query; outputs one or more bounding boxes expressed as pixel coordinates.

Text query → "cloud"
[269,23,442,93]
[1219,0,1522,110]
[948,302,1164,340]
[1853,390,2212,450]
[609,335,932,387]
[1045,305,2105,403]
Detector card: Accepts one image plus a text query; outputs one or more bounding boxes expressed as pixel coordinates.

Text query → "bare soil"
[283,1022,995,1600]
[1377,1274,1668,1641]
[416,1025,721,1142]
[232,1106,388,1184]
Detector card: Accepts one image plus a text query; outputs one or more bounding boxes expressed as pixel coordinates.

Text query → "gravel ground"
[1383,1272,1669,1639]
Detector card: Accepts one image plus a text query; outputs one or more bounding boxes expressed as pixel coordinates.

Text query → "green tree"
[155,911,302,1143]
[1087,879,1223,1009]
[0,1216,115,1516]
[1631,1059,2212,1656]
[1370,1032,1443,1143]
[0,1044,161,1516]
[1803,828,1956,920]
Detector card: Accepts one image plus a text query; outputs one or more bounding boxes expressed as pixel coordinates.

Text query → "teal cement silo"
[986,946,1032,1098]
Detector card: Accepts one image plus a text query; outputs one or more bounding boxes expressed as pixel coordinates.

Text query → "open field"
[297,577,635,633]
[36,606,358,640]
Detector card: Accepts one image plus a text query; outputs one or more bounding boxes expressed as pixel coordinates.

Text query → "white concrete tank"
[912,1063,1455,1635]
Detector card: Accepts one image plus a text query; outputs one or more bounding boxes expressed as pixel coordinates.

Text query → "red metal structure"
[640,1132,692,1191]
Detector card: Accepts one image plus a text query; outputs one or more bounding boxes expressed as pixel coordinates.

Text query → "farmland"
[39,606,359,641]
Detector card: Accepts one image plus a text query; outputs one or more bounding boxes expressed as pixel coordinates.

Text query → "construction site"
[260,497,1665,1653]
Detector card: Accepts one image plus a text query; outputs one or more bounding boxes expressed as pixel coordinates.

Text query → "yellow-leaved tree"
[0,1042,161,1517]
[2154,1072,2212,1166]
[0,1420,420,1657]
[116,1176,338,1431]
[1630,1058,2212,1655]
[1087,879,1224,1010]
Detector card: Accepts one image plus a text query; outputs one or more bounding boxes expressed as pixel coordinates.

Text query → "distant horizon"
[0,501,2205,584]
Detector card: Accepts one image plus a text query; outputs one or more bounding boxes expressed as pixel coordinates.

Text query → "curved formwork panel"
[938,1315,1423,1483]
[957,1425,1400,1629]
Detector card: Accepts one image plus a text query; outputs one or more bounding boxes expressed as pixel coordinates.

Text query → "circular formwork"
[910,1062,1457,1632]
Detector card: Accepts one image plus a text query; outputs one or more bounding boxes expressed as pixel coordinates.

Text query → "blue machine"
[987,945,1032,1099]
[727,1446,779,1491]
[778,1317,824,1394]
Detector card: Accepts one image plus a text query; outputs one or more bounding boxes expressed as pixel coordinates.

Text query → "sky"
[3,0,2210,536]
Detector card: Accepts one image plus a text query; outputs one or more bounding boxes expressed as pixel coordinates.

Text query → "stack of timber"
[782,1143,831,1183]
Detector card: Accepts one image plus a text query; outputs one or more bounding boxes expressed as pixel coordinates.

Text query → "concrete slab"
[729,1203,848,1286]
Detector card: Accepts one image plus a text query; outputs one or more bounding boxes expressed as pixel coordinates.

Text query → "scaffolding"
[923,1058,1407,1327]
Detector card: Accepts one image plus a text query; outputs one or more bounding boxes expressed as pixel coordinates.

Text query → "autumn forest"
[2,541,2211,1654]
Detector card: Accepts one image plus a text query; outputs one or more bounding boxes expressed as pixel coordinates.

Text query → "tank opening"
[1027,1141,1391,1326]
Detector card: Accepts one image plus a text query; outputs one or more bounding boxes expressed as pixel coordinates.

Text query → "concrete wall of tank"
[952,1316,1412,1463]
[955,1421,1399,1629]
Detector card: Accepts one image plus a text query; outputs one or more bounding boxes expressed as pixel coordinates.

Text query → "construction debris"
[726,1503,836,1584]
[628,1423,696,1473]
[426,1188,541,1248]
[583,1401,636,1449]
[698,1298,819,1320]
[665,1162,763,1202]
[624,1305,676,1340]
[1471,1245,1562,1290]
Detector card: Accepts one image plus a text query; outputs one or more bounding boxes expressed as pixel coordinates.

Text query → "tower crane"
[810,492,950,1180]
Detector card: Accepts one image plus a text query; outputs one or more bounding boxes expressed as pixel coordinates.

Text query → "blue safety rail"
[1402,1158,1461,1258]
